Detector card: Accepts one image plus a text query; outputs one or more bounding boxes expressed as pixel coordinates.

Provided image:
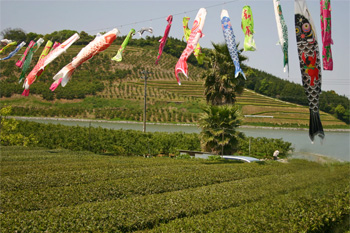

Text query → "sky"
[1,0,349,97]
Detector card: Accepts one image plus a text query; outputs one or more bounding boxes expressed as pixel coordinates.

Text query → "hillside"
[0,41,347,128]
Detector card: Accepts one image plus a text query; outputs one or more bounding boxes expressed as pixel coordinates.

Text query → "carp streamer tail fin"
[174,58,188,85]
[50,63,75,91]
[235,67,246,79]
[22,89,30,96]
[111,51,122,62]
[309,110,325,143]
[22,81,30,96]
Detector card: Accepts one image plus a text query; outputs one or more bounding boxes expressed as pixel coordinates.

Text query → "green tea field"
[1,146,349,232]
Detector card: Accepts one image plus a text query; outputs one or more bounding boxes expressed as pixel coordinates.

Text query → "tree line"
[1,28,95,46]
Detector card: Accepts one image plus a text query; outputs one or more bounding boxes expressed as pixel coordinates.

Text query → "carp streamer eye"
[302,23,311,33]
[295,26,301,35]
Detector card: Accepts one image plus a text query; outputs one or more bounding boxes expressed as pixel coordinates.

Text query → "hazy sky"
[1,0,349,97]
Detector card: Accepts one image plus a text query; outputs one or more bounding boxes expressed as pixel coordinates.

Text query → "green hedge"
[238,136,292,158]
[13,121,200,156]
[6,120,293,158]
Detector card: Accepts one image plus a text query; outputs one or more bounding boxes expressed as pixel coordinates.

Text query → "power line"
[86,0,240,33]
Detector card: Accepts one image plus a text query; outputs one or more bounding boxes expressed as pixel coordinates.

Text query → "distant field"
[1,146,349,232]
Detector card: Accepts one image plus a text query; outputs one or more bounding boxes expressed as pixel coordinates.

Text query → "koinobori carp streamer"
[273,0,289,74]
[182,16,205,65]
[0,41,26,61]
[16,40,35,68]
[137,27,153,36]
[50,28,120,91]
[22,40,53,96]
[295,0,325,142]
[241,5,256,51]
[0,41,17,54]
[221,9,246,79]
[175,8,207,85]
[18,38,44,83]
[21,34,79,96]
[155,15,173,65]
[111,29,135,62]
[320,0,333,70]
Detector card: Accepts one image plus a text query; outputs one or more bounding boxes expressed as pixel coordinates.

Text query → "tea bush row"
[1,159,315,212]
[151,180,349,232]
[2,163,348,232]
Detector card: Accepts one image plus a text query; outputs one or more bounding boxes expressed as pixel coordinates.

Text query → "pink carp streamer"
[155,15,173,65]
[320,0,333,70]
[50,28,120,91]
[42,34,79,69]
[22,40,53,96]
[51,42,61,50]
[175,8,207,85]
[21,34,79,96]
[34,42,60,80]
[16,41,35,68]
[18,38,45,83]
[182,17,205,64]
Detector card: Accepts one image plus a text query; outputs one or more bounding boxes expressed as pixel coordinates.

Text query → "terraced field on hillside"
[99,44,205,82]
[99,79,345,128]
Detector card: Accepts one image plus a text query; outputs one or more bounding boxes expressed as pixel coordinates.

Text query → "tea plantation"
[1,146,349,232]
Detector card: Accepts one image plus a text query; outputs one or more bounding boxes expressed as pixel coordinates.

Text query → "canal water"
[18,117,350,162]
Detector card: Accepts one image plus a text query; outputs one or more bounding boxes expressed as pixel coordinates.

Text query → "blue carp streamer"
[0,41,26,61]
[221,9,246,79]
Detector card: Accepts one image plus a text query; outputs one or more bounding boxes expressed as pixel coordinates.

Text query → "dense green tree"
[203,42,247,105]
[238,136,292,159]
[198,105,244,155]
[0,28,26,42]
[258,78,271,96]
[334,104,346,121]
[76,31,94,45]
[43,30,78,43]
[280,83,307,105]
[199,42,247,154]
[25,32,43,43]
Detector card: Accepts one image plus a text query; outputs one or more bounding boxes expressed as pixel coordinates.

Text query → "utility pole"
[140,70,152,133]
[249,138,251,156]
[222,127,224,156]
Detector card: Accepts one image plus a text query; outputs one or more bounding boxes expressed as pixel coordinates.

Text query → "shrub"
[0,106,37,146]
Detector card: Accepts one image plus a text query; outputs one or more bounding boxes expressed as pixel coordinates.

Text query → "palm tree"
[199,105,244,155]
[203,42,248,105]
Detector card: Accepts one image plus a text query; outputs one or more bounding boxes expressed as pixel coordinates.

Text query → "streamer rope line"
[86,0,241,33]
